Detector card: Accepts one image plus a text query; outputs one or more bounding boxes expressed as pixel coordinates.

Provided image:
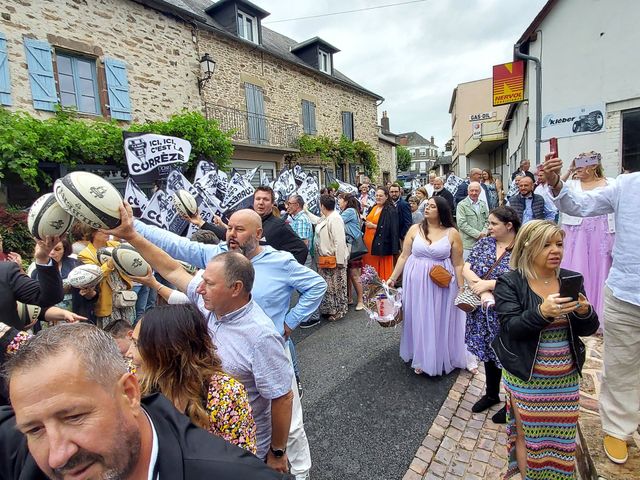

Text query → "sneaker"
[297,381,304,400]
[299,318,320,329]
[491,405,507,424]
[471,395,501,413]
[603,435,628,464]
[355,303,365,311]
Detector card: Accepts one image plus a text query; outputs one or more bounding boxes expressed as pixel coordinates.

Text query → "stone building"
[0,0,384,202]
[396,131,439,182]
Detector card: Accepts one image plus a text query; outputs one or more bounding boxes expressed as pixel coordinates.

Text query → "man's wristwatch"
[270,445,286,458]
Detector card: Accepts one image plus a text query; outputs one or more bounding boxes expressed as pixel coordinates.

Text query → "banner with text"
[493,61,525,106]
[541,103,605,139]
[123,132,191,183]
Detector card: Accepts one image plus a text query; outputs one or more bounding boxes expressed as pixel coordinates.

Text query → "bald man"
[132,208,322,479]
[454,168,489,207]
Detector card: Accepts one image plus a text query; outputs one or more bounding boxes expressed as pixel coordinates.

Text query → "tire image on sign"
[586,110,604,132]
[53,172,123,230]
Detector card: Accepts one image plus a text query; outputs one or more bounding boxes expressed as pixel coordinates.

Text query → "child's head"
[104,319,134,356]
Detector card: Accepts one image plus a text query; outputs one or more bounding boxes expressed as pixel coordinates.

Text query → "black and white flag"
[335,179,358,195]
[297,175,320,215]
[293,164,307,184]
[140,190,167,229]
[124,178,148,213]
[123,132,191,183]
[243,167,259,183]
[220,170,255,214]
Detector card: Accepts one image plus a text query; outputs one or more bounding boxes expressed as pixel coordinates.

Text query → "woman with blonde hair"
[492,220,599,479]
[482,169,501,209]
[127,303,256,453]
[414,187,429,215]
[559,151,615,324]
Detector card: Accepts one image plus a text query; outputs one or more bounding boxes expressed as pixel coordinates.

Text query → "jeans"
[133,284,150,323]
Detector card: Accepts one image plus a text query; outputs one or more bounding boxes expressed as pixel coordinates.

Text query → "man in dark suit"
[0,236,63,330]
[389,183,412,242]
[454,168,490,207]
[0,322,292,480]
[431,176,455,213]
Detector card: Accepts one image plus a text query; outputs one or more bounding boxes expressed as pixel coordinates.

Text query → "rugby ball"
[53,171,123,230]
[67,264,104,289]
[173,189,198,217]
[178,260,197,275]
[17,302,41,328]
[27,193,73,240]
[96,246,114,265]
[112,246,149,277]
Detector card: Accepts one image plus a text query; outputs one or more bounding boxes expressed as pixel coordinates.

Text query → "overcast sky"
[262,0,548,149]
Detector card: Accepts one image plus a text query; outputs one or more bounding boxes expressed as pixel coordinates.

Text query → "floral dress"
[464,237,511,364]
[1,329,256,454]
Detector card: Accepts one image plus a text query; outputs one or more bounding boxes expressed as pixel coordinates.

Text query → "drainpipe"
[514,42,541,166]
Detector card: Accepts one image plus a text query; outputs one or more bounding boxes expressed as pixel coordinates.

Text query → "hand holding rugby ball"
[112,245,150,277]
[67,264,104,289]
[173,189,198,218]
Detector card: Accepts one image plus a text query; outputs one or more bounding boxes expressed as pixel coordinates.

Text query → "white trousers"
[599,286,640,440]
[284,345,312,476]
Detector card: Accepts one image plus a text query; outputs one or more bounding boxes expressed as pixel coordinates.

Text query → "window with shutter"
[302,99,316,135]
[341,111,354,140]
[104,58,132,121]
[24,38,57,111]
[56,53,100,115]
[0,33,11,105]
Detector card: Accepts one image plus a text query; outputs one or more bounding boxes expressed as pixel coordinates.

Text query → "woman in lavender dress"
[463,207,520,422]
[387,196,467,376]
[560,152,615,325]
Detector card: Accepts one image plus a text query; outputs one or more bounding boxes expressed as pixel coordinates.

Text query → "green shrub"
[0,205,34,262]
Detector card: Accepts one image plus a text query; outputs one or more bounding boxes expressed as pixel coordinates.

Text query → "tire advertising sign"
[542,103,605,139]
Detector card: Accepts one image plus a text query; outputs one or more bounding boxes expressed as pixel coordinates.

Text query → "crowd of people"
[0,148,638,479]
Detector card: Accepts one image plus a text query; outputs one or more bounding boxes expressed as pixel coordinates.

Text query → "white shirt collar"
[144,410,159,480]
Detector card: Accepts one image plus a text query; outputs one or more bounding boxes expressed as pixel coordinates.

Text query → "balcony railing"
[205,103,299,149]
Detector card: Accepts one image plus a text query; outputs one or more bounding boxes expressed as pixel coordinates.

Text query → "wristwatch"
[270,445,286,458]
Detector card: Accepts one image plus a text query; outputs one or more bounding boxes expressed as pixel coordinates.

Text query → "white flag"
[140,190,167,228]
[297,175,320,215]
[220,171,255,213]
[243,167,259,183]
[335,179,358,195]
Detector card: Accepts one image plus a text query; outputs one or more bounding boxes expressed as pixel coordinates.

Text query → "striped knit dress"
[502,316,580,479]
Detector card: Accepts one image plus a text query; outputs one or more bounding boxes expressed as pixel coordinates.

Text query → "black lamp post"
[197,53,216,93]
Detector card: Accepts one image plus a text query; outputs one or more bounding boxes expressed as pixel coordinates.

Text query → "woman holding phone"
[492,220,599,479]
[559,151,615,325]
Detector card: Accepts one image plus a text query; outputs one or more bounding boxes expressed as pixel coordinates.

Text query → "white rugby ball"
[96,246,114,265]
[53,171,123,230]
[112,246,149,277]
[67,264,104,289]
[173,189,198,217]
[17,302,42,328]
[27,193,73,240]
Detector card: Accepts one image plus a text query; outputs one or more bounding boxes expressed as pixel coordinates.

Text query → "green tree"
[396,145,412,172]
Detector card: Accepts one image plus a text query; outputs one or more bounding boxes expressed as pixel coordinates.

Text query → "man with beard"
[117,205,322,480]
[0,322,291,479]
[388,184,412,243]
[431,176,455,213]
[507,175,556,224]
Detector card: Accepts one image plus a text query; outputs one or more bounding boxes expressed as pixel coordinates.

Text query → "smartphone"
[575,154,600,168]
[549,137,558,158]
[559,274,583,301]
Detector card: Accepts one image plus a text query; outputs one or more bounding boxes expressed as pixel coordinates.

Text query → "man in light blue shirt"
[133,208,322,479]
[545,156,640,465]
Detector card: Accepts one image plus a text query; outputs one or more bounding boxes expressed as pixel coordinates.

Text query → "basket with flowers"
[360,264,403,327]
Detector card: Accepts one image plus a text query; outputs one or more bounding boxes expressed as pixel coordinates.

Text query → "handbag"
[113,290,138,308]
[429,265,453,288]
[318,255,337,269]
[347,234,368,261]
[454,243,513,312]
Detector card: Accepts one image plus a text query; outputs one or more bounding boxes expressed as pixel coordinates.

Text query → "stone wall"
[377,141,397,182]
[198,30,379,149]
[0,0,202,122]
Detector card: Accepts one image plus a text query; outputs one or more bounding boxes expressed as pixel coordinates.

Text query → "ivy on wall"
[0,107,234,190]
[294,134,379,179]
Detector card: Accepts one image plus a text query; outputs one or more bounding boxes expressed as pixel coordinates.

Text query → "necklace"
[540,276,555,285]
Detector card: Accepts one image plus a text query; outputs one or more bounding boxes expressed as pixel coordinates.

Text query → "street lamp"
[197,53,216,93]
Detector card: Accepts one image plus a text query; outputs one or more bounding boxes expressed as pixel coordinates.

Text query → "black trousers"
[485,360,502,399]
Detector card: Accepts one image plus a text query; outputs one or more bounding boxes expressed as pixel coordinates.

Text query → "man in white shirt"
[545,154,640,465]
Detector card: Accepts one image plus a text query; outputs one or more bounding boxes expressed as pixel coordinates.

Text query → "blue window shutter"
[24,38,57,111]
[0,33,12,105]
[104,57,132,121]
[309,101,317,134]
[342,112,353,140]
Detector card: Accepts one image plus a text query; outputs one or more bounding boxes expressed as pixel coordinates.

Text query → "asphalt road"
[291,308,457,480]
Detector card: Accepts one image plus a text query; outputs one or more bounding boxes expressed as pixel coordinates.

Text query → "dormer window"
[318,50,331,74]
[237,10,259,44]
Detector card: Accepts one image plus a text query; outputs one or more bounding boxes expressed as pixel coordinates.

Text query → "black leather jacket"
[491,269,599,382]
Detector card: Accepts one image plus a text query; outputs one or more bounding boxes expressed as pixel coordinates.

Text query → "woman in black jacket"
[492,220,599,479]
[361,187,399,280]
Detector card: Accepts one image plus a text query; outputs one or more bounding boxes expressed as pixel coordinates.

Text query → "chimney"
[430,136,434,145]
[398,135,408,146]
[381,110,390,133]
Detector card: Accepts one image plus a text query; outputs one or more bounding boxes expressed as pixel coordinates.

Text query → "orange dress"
[362,205,394,280]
